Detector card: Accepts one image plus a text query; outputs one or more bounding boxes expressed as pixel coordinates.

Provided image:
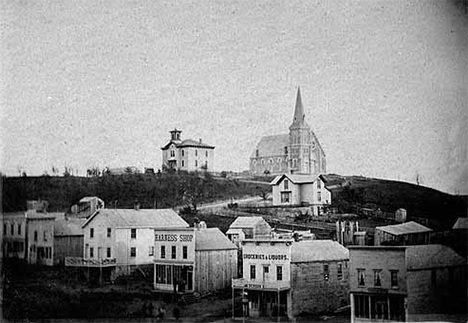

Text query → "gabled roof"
[82,208,189,229]
[54,218,85,236]
[195,228,237,251]
[452,217,468,229]
[406,244,467,270]
[376,221,432,236]
[251,134,289,158]
[291,240,349,263]
[229,216,267,229]
[270,173,319,186]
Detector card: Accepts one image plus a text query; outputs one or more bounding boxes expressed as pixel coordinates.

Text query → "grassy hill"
[1,172,270,213]
[324,174,467,228]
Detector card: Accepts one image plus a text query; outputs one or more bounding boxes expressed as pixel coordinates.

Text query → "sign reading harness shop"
[155,233,194,242]
[243,253,288,261]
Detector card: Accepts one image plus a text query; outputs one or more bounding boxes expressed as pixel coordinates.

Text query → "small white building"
[270,174,331,215]
[153,224,238,295]
[66,207,189,283]
[226,216,272,246]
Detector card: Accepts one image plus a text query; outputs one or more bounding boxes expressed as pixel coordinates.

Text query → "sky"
[1,0,467,194]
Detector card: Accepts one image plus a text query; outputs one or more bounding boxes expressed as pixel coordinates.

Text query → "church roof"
[251,134,289,158]
[289,87,309,129]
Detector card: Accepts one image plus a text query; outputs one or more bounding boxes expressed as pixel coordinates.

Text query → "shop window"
[354,295,370,318]
[171,246,176,259]
[390,270,398,288]
[183,246,187,259]
[90,228,94,238]
[337,263,343,280]
[323,264,330,281]
[358,269,365,286]
[277,265,283,281]
[130,247,136,258]
[371,295,389,320]
[149,246,154,256]
[107,227,111,238]
[373,269,382,287]
[90,247,94,258]
[250,265,256,279]
[431,269,437,286]
[161,245,166,259]
[107,247,111,258]
[131,228,137,239]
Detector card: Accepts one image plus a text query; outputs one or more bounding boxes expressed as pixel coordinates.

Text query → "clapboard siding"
[195,249,238,294]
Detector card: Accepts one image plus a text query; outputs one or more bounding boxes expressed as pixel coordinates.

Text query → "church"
[250,88,326,176]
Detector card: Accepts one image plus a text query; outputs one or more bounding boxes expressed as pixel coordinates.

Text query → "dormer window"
[284,179,289,190]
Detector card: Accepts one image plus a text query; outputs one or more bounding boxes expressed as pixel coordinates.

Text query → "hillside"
[1,172,270,213]
[324,174,467,228]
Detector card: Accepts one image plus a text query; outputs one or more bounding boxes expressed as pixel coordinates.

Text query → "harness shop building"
[153,224,238,296]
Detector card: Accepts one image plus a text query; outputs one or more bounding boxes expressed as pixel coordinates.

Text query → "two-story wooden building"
[349,245,467,322]
[65,207,189,283]
[226,217,272,246]
[232,239,349,320]
[153,223,238,296]
[270,174,331,215]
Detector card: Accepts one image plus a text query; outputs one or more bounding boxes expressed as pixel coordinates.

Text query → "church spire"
[290,87,307,129]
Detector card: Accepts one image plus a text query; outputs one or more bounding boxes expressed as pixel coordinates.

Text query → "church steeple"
[290,87,308,129]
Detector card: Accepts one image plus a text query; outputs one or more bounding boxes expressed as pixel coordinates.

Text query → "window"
[18,224,21,235]
[182,160,184,167]
[107,227,111,238]
[149,246,154,256]
[284,179,289,190]
[431,269,437,286]
[90,228,94,238]
[276,266,283,281]
[261,159,265,165]
[171,246,176,259]
[161,246,166,259]
[182,150,184,156]
[284,146,288,154]
[317,191,322,202]
[131,228,136,239]
[250,265,256,279]
[277,158,282,163]
[337,263,343,280]
[90,247,94,258]
[195,160,198,167]
[195,150,198,156]
[34,230,38,242]
[205,151,208,157]
[130,247,136,257]
[43,230,48,241]
[355,295,370,318]
[256,149,259,157]
[107,247,111,258]
[323,264,330,281]
[183,246,187,259]
[358,269,365,286]
[11,224,14,235]
[373,270,382,287]
[3,223,6,235]
[281,192,290,203]
[317,179,321,189]
[390,270,398,288]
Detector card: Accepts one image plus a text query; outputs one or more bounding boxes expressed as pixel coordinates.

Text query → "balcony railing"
[232,278,290,290]
[65,257,117,267]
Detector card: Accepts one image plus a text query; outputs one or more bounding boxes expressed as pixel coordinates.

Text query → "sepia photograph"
[1,0,467,322]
